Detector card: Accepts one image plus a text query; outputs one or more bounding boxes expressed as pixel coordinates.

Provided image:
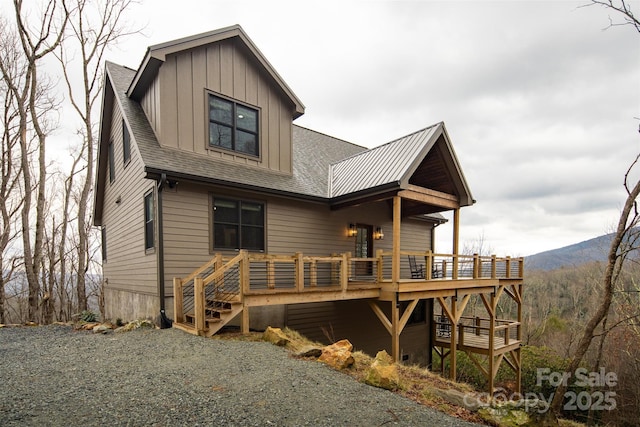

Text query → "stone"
[0,323,4,328]
[318,339,354,370]
[262,326,290,346]
[364,350,400,390]
[294,345,323,358]
[432,388,487,411]
[477,399,558,427]
[92,324,111,334]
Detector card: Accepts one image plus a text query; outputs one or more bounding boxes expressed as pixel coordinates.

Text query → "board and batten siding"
[102,103,158,303]
[145,39,293,173]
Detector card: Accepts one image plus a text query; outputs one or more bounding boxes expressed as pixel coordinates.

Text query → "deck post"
[194,277,205,335]
[449,296,457,380]
[452,208,460,278]
[392,196,401,284]
[491,255,497,279]
[488,290,497,394]
[425,251,433,279]
[391,293,400,362]
[241,306,250,334]
[376,249,383,283]
[295,252,304,292]
[173,278,183,323]
[473,253,479,279]
[341,253,349,291]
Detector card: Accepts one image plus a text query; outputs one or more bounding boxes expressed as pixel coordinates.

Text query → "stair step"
[184,313,222,324]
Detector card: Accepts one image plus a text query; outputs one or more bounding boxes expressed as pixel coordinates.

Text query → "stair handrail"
[182,253,222,285]
[202,250,245,288]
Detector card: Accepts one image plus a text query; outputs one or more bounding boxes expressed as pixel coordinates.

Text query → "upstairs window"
[108,141,115,183]
[208,94,259,156]
[122,119,131,165]
[144,191,155,251]
[213,197,264,251]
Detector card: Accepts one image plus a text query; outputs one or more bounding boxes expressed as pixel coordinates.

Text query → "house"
[94,25,524,392]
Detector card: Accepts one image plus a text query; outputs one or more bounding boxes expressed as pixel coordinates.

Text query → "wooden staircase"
[173,252,246,337]
[183,296,243,337]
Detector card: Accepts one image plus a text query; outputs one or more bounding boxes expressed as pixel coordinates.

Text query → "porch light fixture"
[348,223,358,237]
[374,226,384,240]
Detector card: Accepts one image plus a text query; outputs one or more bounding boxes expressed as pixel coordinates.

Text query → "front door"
[355,224,373,276]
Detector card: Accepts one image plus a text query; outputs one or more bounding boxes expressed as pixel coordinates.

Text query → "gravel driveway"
[0,325,482,426]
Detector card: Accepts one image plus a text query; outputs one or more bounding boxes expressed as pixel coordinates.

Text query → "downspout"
[156,173,171,328]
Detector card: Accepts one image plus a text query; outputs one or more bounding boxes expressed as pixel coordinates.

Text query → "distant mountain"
[525,234,614,271]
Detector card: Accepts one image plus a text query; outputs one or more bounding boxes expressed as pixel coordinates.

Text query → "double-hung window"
[144,191,154,251]
[208,94,259,156]
[213,197,264,251]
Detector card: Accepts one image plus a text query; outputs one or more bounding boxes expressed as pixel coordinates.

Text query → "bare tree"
[550,0,640,415]
[0,0,70,321]
[0,17,25,324]
[56,0,139,312]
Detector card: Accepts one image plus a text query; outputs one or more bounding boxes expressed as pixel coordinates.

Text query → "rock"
[262,326,290,346]
[92,324,111,334]
[294,345,323,358]
[80,322,99,331]
[432,388,487,411]
[478,399,558,427]
[0,323,4,328]
[318,339,354,370]
[118,319,155,332]
[364,350,400,390]
[24,321,38,327]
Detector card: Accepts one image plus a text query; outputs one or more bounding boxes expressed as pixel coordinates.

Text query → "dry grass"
[215,328,588,426]
[216,327,485,424]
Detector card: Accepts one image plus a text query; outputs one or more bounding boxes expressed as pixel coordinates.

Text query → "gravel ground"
[0,325,482,426]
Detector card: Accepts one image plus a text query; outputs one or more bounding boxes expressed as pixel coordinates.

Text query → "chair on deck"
[408,256,425,279]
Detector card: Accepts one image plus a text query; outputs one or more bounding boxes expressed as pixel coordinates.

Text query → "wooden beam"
[173,278,183,323]
[452,208,460,256]
[368,300,392,335]
[399,299,419,332]
[391,293,400,362]
[392,196,401,283]
[194,277,205,336]
[398,188,460,210]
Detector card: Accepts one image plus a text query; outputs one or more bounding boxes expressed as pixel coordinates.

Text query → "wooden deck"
[434,331,521,355]
[172,249,524,393]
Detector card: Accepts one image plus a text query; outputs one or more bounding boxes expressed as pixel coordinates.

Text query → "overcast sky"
[102,0,640,256]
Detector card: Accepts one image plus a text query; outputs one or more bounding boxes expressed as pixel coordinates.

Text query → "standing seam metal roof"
[329,124,440,198]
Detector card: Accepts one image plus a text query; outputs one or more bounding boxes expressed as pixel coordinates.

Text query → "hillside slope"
[525,234,612,271]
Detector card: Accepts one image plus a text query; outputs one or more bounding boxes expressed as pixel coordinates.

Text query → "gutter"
[156,174,171,328]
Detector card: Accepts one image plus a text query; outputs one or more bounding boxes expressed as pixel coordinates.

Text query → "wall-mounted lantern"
[374,226,384,240]
[348,223,358,237]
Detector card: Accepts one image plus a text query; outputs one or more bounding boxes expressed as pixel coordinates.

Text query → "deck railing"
[378,250,524,281]
[174,250,524,331]
[434,315,521,346]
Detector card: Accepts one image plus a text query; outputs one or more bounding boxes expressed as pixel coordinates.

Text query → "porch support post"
[391,293,400,362]
[449,296,457,381]
[392,196,401,284]
[452,208,460,255]
[452,208,460,280]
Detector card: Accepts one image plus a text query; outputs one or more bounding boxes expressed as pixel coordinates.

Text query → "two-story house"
[94,25,524,393]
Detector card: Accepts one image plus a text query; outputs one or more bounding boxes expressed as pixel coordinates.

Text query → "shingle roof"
[104,62,471,208]
[106,62,365,200]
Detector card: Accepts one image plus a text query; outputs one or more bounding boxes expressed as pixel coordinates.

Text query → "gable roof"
[127,25,305,118]
[329,123,474,206]
[94,29,474,226]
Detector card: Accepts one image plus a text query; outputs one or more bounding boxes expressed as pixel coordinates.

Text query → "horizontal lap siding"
[102,104,157,296]
[162,183,212,293]
[286,300,431,363]
[157,39,293,173]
